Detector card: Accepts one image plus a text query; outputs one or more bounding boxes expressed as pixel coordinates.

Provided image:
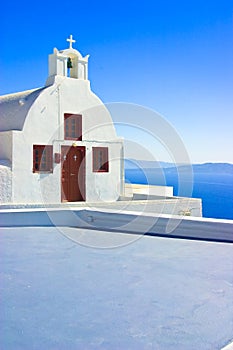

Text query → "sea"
[125,169,233,220]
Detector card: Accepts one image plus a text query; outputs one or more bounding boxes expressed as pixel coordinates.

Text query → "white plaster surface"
[0,132,12,160]
[0,88,46,131]
[0,160,12,203]
[125,183,173,198]
[0,225,233,349]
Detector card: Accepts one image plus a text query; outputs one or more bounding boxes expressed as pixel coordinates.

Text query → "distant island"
[125,159,233,174]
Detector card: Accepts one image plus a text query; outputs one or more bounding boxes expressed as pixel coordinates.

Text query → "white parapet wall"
[125,183,173,199]
[221,342,233,350]
[0,207,232,243]
[0,196,202,217]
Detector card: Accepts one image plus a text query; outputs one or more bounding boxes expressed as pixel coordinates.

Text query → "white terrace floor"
[1,224,233,350]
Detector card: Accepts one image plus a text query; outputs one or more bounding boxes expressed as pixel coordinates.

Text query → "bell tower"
[46,35,90,86]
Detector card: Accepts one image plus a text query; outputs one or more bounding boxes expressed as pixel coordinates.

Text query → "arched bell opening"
[66,54,78,78]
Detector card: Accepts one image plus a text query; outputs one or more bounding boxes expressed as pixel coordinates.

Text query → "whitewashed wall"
[10,77,124,204]
[0,132,13,203]
[0,131,12,161]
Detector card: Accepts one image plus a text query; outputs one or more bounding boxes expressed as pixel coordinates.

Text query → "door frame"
[61,145,86,202]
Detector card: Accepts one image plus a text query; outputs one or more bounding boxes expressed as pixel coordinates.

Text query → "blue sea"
[125,169,233,220]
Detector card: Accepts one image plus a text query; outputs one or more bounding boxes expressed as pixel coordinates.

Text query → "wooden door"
[61,146,85,202]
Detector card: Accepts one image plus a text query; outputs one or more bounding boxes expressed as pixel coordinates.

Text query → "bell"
[67,57,73,69]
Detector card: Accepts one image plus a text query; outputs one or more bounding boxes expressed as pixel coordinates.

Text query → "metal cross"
[67,34,76,49]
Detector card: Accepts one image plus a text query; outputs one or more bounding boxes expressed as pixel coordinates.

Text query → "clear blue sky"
[1,0,232,163]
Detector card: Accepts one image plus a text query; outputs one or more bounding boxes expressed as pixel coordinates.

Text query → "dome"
[0,87,47,131]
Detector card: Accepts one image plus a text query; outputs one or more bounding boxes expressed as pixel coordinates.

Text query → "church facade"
[0,36,124,204]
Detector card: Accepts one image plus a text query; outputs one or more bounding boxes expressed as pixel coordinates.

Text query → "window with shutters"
[93,147,109,172]
[33,145,53,173]
[64,114,82,140]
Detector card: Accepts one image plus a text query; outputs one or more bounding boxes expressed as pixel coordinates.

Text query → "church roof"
[0,87,46,132]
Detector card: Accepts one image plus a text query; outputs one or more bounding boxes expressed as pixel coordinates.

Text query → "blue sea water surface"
[125,169,233,220]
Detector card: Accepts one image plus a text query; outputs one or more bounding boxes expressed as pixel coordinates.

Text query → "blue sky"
[0,0,232,163]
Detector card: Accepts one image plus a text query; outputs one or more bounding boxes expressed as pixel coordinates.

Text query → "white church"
[0,36,125,204]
